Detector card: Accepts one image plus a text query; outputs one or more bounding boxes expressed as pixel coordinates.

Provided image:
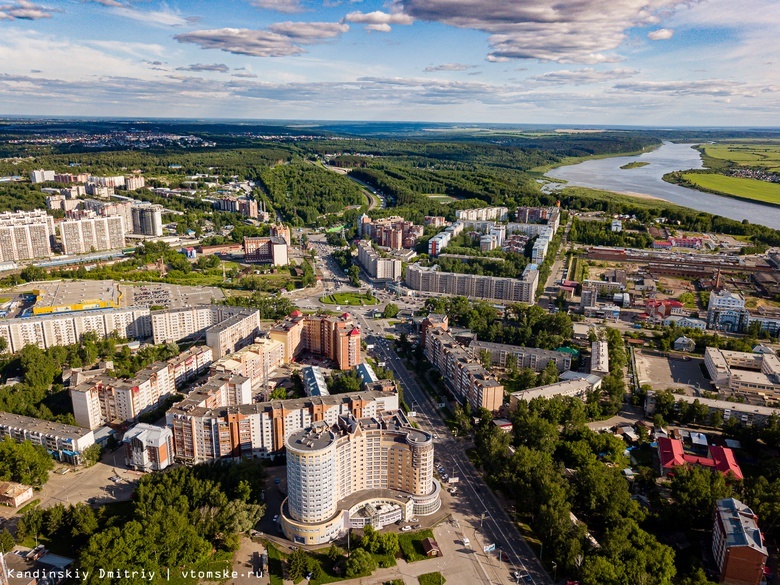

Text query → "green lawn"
[418,572,446,585]
[681,173,780,206]
[265,541,287,585]
[702,142,780,172]
[398,529,435,562]
[620,161,650,169]
[427,194,458,204]
[320,292,379,306]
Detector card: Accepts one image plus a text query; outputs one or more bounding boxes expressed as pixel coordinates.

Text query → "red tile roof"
[657,437,743,480]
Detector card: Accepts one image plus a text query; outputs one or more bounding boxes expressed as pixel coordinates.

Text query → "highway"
[355,310,552,585]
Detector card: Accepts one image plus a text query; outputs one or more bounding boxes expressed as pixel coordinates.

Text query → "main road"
[353,310,552,585]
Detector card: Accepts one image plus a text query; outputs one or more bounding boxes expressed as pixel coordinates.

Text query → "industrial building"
[281,410,440,545]
[31,280,121,315]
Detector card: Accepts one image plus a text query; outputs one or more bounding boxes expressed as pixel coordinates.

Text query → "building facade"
[269,311,361,370]
[0,307,152,354]
[281,411,440,545]
[406,263,538,305]
[0,210,55,262]
[468,339,572,372]
[705,347,780,397]
[0,412,95,464]
[131,204,164,237]
[166,388,398,462]
[209,339,284,390]
[123,423,173,471]
[357,240,402,281]
[243,236,288,266]
[712,498,767,585]
[59,215,125,255]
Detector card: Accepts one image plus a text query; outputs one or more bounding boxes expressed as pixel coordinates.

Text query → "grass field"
[702,142,780,172]
[427,194,458,203]
[398,529,435,562]
[320,292,379,306]
[681,173,780,206]
[620,161,650,169]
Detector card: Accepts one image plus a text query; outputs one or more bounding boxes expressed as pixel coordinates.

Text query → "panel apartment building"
[0,210,55,262]
[281,411,440,545]
[0,412,95,464]
[357,240,402,281]
[59,214,126,255]
[468,339,572,372]
[167,383,397,462]
[406,263,539,305]
[0,307,152,354]
[209,338,285,390]
[712,498,767,585]
[269,311,361,370]
[151,305,261,359]
[123,423,173,472]
[425,328,504,412]
[131,204,163,237]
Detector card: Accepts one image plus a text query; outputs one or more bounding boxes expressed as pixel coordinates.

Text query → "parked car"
[401,525,412,532]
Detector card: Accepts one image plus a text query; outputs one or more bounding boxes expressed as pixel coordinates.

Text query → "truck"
[447,476,460,484]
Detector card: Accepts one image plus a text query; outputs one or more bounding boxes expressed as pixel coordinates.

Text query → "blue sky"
[0,0,777,125]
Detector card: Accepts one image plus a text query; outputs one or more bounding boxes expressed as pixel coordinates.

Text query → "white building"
[131,204,164,237]
[406,263,538,305]
[0,412,95,464]
[30,169,55,183]
[456,207,508,222]
[59,215,125,255]
[125,175,145,191]
[591,340,610,376]
[357,240,402,281]
[123,423,173,471]
[0,210,55,262]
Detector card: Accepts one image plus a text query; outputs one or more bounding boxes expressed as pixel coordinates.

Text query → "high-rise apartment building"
[209,338,285,389]
[357,240,402,281]
[151,305,261,359]
[0,307,151,353]
[131,204,164,237]
[125,175,145,191]
[269,223,291,245]
[82,199,135,234]
[269,311,361,370]
[0,210,55,262]
[712,498,767,585]
[30,169,55,183]
[456,207,508,222]
[166,388,398,463]
[281,410,439,545]
[59,214,125,255]
[406,263,538,305]
[468,339,572,372]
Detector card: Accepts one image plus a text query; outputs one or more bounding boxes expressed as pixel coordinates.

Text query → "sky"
[0,0,777,125]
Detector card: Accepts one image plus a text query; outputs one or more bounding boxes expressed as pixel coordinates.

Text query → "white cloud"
[0,1,54,20]
[424,63,475,72]
[530,67,638,85]
[175,22,349,57]
[343,10,413,31]
[177,63,230,73]
[393,0,691,63]
[87,0,123,6]
[648,28,673,40]
[109,5,196,27]
[249,0,304,14]
[612,79,773,97]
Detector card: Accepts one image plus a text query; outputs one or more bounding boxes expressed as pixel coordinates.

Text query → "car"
[272,515,279,523]
[410,518,419,522]
[400,525,412,532]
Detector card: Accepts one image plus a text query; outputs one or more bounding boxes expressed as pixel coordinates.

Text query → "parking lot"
[634,349,713,392]
[123,283,224,309]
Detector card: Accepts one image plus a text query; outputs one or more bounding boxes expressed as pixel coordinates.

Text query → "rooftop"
[716,497,767,555]
[33,280,121,310]
[0,411,94,441]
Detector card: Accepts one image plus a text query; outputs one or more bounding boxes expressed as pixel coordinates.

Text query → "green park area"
[619,161,649,169]
[320,292,379,306]
[701,141,780,172]
[680,173,780,206]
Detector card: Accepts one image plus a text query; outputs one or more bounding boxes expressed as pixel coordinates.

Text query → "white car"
[400,525,413,532]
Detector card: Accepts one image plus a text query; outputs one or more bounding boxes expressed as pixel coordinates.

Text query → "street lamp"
[480,511,488,531]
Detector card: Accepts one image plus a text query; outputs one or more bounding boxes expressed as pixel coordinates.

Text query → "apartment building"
[123,423,173,471]
[70,359,177,429]
[89,175,125,188]
[424,216,446,227]
[282,410,440,545]
[591,341,610,376]
[705,347,780,397]
[131,204,163,237]
[83,199,134,233]
[151,305,261,359]
[209,338,284,390]
[358,216,423,249]
[302,365,329,397]
[30,169,55,183]
[420,314,448,349]
[239,199,258,219]
[0,307,152,353]
[712,498,767,585]
[125,175,145,191]
[269,311,361,370]
[243,236,288,266]
[167,345,214,387]
[427,221,464,256]
[0,412,95,464]
[59,214,125,255]
[509,378,595,409]
[456,207,508,222]
[0,210,55,262]
[166,387,398,462]
[357,240,402,281]
[425,328,504,412]
[468,340,572,372]
[645,391,780,428]
[406,263,539,305]
[45,195,81,212]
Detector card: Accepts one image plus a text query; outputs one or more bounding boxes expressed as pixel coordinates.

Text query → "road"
[353,311,551,585]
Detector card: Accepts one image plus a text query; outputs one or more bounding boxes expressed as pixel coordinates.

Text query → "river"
[546,142,780,229]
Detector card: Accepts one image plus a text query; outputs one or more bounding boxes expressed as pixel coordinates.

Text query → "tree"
[383,303,400,319]
[287,548,310,581]
[345,548,377,578]
[0,437,55,486]
[479,349,492,369]
[82,443,102,467]
[0,528,14,552]
[327,543,343,563]
[378,532,399,556]
[537,360,560,386]
[348,265,360,287]
[670,465,733,528]
[269,387,288,400]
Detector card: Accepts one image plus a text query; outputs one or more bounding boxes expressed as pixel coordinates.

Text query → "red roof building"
[656,437,743,480]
